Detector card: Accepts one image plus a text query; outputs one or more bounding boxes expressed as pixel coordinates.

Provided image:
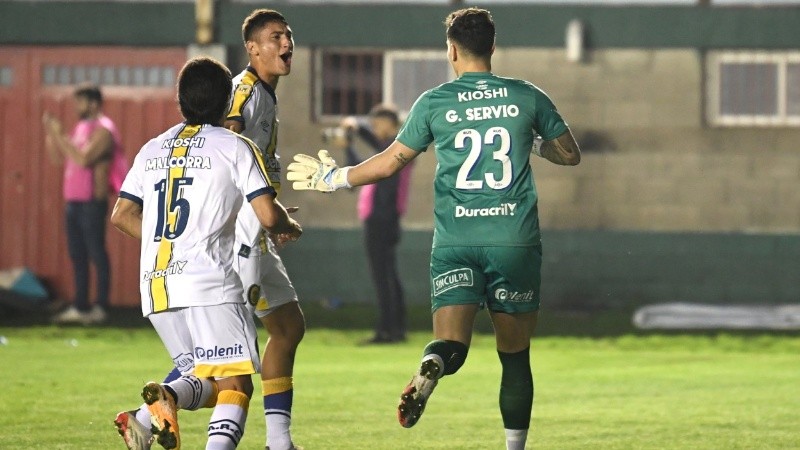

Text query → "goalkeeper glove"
[286,150,351,192]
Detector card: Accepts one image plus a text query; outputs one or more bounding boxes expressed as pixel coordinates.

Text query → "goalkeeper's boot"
[397,358,441,428]
[266,445,304,450]
[141,382,180,449]
[114,410,154,450]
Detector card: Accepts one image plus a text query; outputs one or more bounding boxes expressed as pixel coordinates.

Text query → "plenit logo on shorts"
[495,288,536,302]
[142,260,187,282]
[455,203,517,218]
[195,344,244,360]
[433,268,474,296]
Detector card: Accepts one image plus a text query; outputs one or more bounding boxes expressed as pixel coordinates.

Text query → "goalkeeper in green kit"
[288,7,580,449]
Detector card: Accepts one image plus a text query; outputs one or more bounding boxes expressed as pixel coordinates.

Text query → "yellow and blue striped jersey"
[119,123,274,316]
[227,66,282,255]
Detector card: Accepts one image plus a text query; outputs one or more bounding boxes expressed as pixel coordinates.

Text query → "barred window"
[315,49,451,120]
[317,51,383,117]
[707,52,800,126]
[41,64,176,87]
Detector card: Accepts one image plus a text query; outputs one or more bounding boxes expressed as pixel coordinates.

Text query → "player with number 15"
[287,8,579,450]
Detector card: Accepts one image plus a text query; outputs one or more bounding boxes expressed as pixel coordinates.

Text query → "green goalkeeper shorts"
[429,245,542,314]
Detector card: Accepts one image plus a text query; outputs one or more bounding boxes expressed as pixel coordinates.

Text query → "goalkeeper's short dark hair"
[177,57,232,125]
[242,9,288,43]
[444,7,495,59]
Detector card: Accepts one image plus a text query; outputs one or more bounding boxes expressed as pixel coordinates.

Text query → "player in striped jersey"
[111,57,301,450]
[115,10,303,450]
[224,10,305,450]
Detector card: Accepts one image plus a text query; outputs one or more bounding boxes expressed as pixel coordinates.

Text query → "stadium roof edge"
[1,2,799,49]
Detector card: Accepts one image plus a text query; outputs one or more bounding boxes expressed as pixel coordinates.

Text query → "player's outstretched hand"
[269,207,301,249]
[270,218,303,249]
[286,150,350,192]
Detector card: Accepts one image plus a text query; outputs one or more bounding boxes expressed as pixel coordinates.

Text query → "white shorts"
[148,303,261,378]
[234,238,298,319]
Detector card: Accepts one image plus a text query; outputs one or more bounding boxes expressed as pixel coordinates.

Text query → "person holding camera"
[332,105,413,344]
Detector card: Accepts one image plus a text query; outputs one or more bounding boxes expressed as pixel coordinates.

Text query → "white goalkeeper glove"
[286,149,351,192]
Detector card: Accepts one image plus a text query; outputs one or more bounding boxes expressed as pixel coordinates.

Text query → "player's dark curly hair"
[444,7,495,58]
[177,57,232,125]
[242,9,288,43]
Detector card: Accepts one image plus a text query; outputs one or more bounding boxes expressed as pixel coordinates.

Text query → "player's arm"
[237,137,302,239]
[349,140,419,186]
[287,141,419,192]
[249,193,302,240]
[110,196,143,240]
[225,79,255,134]
[536,128,581,166]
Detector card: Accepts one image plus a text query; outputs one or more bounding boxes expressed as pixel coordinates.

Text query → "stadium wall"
[1,2,798,309]
[275,47,800,233]
[281,228,800,308]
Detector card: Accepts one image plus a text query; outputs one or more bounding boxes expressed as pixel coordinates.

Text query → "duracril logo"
[455,203,517,218]
[495,288,536,302]
[433,268,474,296]
[195,344,245,360]
[142,260,187,282]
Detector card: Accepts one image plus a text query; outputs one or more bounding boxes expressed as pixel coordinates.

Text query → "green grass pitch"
[0,327,798,449]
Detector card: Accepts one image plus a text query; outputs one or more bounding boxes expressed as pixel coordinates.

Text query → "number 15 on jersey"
[153,177,194,242]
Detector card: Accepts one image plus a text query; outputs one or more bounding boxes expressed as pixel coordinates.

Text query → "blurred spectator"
[43,84,122,325]
[334,105,413,343]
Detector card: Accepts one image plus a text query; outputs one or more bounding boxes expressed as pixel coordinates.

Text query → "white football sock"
[167,375,217,411]
[505,429,528,450]
[134,405,151,428]
[206,390,249,450]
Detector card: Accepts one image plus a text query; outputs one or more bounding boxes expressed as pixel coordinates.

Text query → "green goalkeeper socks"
[498,347,534,430]
[423,339,469,376]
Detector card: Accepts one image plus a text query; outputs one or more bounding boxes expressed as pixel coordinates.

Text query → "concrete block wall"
[534,152,800,233]
[255,47,800,234]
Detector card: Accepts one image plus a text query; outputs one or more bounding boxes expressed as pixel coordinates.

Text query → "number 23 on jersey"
[455,126,512,191]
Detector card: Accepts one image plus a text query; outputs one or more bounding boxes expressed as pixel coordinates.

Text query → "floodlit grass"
[0,327,798,449]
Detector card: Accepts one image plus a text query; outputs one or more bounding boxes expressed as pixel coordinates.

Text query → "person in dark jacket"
[338,105,414,343]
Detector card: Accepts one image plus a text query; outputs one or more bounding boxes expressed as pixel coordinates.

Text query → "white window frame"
[383,50,452,114]
[707,51,800,127]
[314,48,452,122]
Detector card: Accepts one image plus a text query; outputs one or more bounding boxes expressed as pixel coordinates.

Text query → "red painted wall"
[0,46,186,307]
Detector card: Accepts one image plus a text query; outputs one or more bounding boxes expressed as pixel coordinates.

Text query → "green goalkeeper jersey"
[397,72,568,248]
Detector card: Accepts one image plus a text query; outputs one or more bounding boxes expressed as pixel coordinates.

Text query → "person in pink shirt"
[43,84,121,325]
[338,105,413,344]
